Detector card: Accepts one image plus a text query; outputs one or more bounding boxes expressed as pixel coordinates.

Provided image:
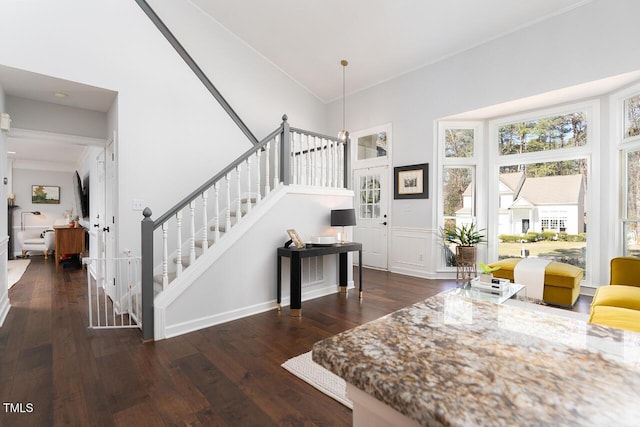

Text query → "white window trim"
[487,100,600,285]
[436,121,485,271]
[612,82,640,258]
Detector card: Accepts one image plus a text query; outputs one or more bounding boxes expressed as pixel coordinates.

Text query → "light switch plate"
[132,199,145,211]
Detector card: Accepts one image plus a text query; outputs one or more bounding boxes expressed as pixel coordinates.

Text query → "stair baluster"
[189,201,196,265]
[225,174,232,232]
[291,132,297,185]
[311,136,317,186]
[162,222,169,290]
[201,190,209,250]
[213,183,220,242]
[264,142,271,196]
[255,151,262,203]
[273,137,279,190]
[246,157,252,213]
[236,165,242,222]
[332,139,337,187]
[176,210,183,276]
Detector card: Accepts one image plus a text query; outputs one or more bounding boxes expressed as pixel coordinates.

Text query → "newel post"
[141,207,154,342]
[280,114,291,185]
[343,134,351,189]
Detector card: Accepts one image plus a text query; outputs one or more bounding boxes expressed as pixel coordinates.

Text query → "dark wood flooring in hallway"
[0,257,592,426]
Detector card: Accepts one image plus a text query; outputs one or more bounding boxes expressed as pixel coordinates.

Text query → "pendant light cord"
[340,59,348,139]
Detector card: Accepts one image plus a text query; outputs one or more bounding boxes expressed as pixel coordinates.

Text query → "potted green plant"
[443,223,486,247]
[442,223,486,284]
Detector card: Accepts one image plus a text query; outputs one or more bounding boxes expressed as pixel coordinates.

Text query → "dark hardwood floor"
[0,257,592,426]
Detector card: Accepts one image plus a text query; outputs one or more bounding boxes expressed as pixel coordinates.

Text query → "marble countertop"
[312,292,640,426]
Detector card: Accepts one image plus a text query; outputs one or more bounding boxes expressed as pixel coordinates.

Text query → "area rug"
[8,259,31,289]
[281,351,353,409]
[504,297,588,321]
[282,296,589,408]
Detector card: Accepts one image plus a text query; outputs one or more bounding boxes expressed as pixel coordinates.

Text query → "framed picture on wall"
[394,163,428,199]
[32,185,60,204]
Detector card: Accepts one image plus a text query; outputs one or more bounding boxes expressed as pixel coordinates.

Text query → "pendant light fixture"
[337,59,349,142]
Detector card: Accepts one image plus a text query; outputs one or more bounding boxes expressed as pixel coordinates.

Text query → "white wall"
[327,0,640,284]
[0,1,326,262]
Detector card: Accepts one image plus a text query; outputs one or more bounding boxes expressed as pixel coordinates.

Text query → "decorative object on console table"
[54,225,86,272]
[286,229,304,249]
[330,208,356,243]
[394,163,428,199]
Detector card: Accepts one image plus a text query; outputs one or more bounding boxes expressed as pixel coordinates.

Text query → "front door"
[353,167,389,269]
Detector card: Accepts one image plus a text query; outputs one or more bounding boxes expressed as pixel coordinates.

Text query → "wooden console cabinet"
[54,225,85,272]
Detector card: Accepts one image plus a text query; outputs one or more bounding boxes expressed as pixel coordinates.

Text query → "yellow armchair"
[589,257,640,332]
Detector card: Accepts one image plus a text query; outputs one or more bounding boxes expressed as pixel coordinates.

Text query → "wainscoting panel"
[390,228,437,279]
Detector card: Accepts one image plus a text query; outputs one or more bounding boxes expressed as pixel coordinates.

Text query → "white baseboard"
[389,266,438,280]
[159,284,339,340]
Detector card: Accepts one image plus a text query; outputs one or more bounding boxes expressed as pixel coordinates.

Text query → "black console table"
[277,242,363,316]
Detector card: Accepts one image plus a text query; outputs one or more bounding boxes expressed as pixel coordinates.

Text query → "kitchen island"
[312,291,640,426]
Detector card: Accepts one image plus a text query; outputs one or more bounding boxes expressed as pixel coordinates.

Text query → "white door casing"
[353,167,389,269]
[350,124,392,270]
[95,137,117,300]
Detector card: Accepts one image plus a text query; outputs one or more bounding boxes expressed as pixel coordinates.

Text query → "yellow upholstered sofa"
[488,258,583,307]
[589,257,640,333]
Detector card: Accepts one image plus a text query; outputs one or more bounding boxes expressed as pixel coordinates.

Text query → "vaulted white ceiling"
[191,0,594,102]
[0,0,616,165]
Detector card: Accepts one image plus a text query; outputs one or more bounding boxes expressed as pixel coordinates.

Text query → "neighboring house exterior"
[507,174,585,236]
[459,173,585,236]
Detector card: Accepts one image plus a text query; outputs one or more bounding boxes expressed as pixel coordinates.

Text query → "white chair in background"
[17,228,55,259]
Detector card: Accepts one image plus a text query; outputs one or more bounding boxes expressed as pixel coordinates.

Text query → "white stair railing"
[85,257,142,330]
[140,115,350,340]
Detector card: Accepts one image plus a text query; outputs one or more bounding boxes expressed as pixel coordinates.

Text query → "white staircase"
[140,116,351,340]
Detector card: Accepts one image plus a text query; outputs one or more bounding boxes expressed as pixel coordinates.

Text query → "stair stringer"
[154,185,355,340]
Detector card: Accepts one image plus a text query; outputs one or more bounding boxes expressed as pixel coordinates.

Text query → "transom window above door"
[357,131,387,161]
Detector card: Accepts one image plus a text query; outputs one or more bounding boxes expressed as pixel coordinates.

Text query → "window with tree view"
[498,112,586,155]
[440,125,479,268]
[623,149,640,256]
[442,167,475,267]
[496,110,589,270]
[625,94,640,138]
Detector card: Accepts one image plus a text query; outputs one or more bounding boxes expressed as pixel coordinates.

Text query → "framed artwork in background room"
[32,185,60,204]
[394,163,428,199]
